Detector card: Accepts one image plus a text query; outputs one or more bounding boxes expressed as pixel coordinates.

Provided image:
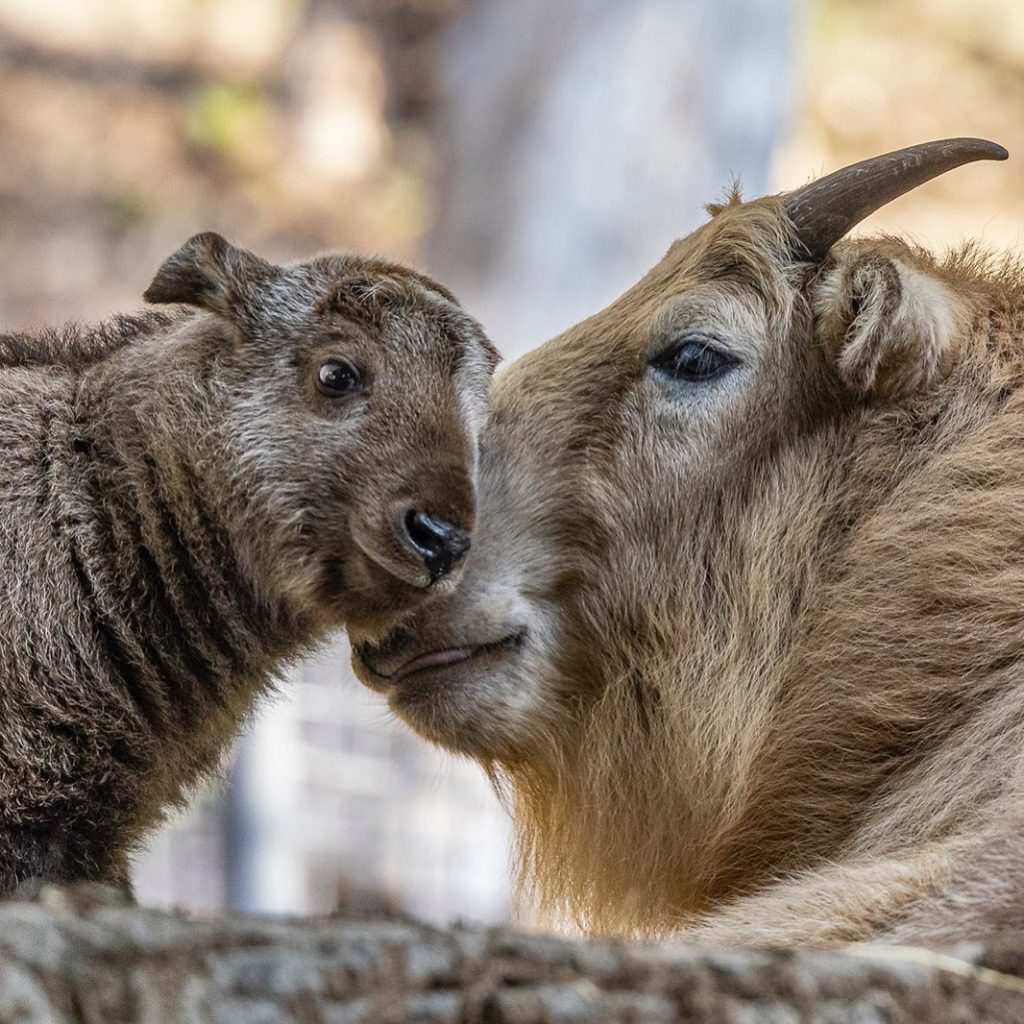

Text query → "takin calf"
[353,138,1024,947]
[0,232,496,894]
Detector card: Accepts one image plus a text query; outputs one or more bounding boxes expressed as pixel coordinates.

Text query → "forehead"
[495,197,792,406]
[315,257,453,330]
[297,255,498,369]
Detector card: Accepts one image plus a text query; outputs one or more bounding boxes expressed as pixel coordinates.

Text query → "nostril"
[403,510,442,556]
[401,509,471,583]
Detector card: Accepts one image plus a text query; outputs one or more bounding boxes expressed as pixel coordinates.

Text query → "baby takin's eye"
[316,357,363,397]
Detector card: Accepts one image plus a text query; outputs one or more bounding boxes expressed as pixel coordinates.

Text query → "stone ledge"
[2,887,1024,1022]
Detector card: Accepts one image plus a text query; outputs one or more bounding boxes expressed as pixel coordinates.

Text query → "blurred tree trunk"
[429,0,803,358]
[6,890,1024,1023]
[222,672,305,914]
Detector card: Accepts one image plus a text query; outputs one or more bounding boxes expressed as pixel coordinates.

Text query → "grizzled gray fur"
[0,232,497,894]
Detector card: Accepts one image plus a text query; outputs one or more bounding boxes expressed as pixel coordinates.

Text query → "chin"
[350,630,547,761]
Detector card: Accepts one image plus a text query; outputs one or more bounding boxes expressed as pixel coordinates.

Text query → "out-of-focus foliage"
[778,0,1024,249]
[4,0,1019,325]
[0,0,465,325]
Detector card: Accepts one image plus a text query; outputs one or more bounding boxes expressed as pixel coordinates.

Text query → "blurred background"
[0,0,1018,925]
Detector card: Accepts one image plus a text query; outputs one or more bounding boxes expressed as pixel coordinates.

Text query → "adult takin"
[353,139,1024,947]
[0,232,497,895]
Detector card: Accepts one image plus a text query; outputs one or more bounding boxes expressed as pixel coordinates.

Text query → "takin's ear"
[143,232,275,321]
[810,246,967,401]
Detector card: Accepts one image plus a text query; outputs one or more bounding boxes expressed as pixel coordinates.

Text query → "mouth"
[354,629,527,690]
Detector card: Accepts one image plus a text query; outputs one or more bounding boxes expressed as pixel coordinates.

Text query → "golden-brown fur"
[353,189,1024,948]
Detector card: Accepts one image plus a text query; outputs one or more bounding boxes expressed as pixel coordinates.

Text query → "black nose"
[401,510,471,583]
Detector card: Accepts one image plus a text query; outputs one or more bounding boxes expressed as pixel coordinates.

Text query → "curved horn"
[784,138,1008,261]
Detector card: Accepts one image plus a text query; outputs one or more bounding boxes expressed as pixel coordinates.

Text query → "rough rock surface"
[3,887,1024,1023]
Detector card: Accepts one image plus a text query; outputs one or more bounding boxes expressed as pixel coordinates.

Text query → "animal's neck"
[510,421,937,936]
[0,312,176,370]
[725,390,1024,879]
[62,372,316,762]
[528,384,1024,938]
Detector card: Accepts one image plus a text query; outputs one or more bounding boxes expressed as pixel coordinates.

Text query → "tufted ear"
[810,245,967,401]
[143,232,276,321]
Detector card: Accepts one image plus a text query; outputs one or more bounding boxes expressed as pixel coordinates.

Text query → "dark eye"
[317,358,362,397]
[649,339,738,383]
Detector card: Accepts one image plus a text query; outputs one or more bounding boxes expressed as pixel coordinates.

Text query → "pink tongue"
[393,647,472,682]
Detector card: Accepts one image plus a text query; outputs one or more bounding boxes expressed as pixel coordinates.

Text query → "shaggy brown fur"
[0,232,496,895]
[352,169,1024,946]
[0,313,175,369]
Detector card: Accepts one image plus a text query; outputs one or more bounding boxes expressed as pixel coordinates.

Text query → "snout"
[349,466,476,593]
[400,509,471,583]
